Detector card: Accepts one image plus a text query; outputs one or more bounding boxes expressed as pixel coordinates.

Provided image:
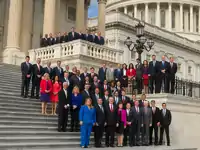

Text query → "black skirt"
[116,122,124,134]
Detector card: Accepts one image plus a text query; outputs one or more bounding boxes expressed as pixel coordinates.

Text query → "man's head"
[141,94,146,100]
[25,56,30,62]
[57,60,61,67]
[102,63,106,68]
[76,70,80,76]
[64,72,69,78]
[49,33,52,37]
[86,29,90,34]
[104,80,107,85]
[136,58,141,64]
[98,31,101,36]
[95,88,100,94]
[37,58,41,64]
[104,90,109,96]
[132,94,136,100]
[152,54,156,61]
[151,100,156,107]
[90,67,95,73]
[114,91,119,97]
[109,97,114,104]
[65,65,69,71]
[134,100,139,107]
[144,100,149,107]
[93,76,98,82]
[162,103,167,109]
[85,83,90,90]
[44,34,48,38]
[97,98,103,105]
[63,82,69,89]
[83,67,88,73]
[126,102,131,109]
[71,27,75,32]
[161,55,166,61]
[170,57,174,63]
[47,61,51,67]
[121,90,126,96]
[117,63,121,68]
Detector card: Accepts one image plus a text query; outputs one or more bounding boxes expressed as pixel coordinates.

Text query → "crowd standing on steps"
[21,54,174,148]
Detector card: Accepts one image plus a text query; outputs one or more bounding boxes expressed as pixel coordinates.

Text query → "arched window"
[161,10,166,28]
[141,10,145,21]
[149,9,156,25]
[172,10,176,29]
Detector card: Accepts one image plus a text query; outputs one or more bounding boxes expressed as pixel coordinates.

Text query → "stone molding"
[98,0,107,4]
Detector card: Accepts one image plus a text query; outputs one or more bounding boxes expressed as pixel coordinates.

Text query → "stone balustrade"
[88,11,200,52]
[28,39,123,65]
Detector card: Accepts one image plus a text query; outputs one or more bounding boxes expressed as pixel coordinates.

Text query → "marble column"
[145,3,149,22]
[156,3,160,27]
[184,11,189,32]
[134,5,138,18]
[168,3,172,30]
[98,0,107,37]
[124,6,128,14]
[20,0,34,55]
[179,3,183,32]
[85,5,88,29]
[5,0,22,50]
[76,0,85,32]
[190,5,193,32]
[198,7,200,33]
[43,0,56,35]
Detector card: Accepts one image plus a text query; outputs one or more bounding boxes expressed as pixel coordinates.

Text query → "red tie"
[110,105,113,112]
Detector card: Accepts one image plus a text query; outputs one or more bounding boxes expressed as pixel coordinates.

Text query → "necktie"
[171,63,173,68]
[153,61,155,67]
[26,62,29,68]
[100,105,104,113]
[136,107,139,113]
[64,89,68,99]
[122,96,125,102]
[127,110,129,116]
[37,64,40,71]
[111,104,113,112]
[153,107,155,114]
[163,109,166,116]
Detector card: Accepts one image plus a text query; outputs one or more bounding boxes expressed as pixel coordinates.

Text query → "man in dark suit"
[44,61,53,79]
[94,98,106,147]
[101,80,111,96]
[114,64,122,83]
[70,70,82,91]
[31,58,43,99]
[159,103,172,146]
[81,84,91,105]
[48,33,55,46]
[40,34,49,47]
[77,31,84,40]
[80,67,89,86]
[91,31,97,43]
[88,67,98,83]
[105,97,117,147]
[58,82,70,132]
[91,88,101,106]
[21,56,32,98]
[123,102,132,146]
[135,58,143,94]
[68,27,78,41]
[90,75,101,95]
[84,29,92,42]
[149,55,160,93]
[168,57,177,94]
[98,64,107,84]
[61,32,68,43]
[55,32,62,44]
[121,90,130,109]
[102,90,109,106]
[52,60,64,81]
[149,100,160,145]
[96,31,105,45]
[139,93,146,108]
[158,55,170,93]
[64,65,73,78]
[130,100,143,146]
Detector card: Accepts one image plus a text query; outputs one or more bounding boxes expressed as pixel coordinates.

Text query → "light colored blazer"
[142,107,152,125]
[106,68,114,82]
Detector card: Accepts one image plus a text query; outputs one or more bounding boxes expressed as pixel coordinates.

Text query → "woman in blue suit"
[79,98,96,148]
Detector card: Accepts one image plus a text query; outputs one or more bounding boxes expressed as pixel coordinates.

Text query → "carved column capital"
[98,0,107,4]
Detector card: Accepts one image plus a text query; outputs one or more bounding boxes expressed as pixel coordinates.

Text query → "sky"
[88,0,98,18]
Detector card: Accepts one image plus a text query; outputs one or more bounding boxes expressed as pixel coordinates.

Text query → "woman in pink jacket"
[116,102,127,147]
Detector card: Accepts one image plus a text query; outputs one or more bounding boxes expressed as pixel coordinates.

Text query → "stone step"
[0,87,21,93]
[0,125,57,131]
[0,94,39,101]
[0,99,41,105]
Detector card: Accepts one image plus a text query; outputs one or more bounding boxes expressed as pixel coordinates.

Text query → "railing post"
[54,44,61,59]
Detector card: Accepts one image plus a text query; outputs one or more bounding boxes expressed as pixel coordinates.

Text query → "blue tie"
[162,61,164,66]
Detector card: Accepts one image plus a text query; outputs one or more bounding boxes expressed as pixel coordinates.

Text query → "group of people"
[40,27,105,47]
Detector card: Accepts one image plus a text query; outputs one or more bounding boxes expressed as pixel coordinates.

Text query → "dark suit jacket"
[88,73,98,83]
[96,36,105,45]
[58,89,70,113]
[160,109,172,126]
[40,38,49,47]
[105,103,117,126]
[84,34,92,42]
[91,34,97,43]
[98,67,107,83]
[101,84,111,96]
[80,73,89,84]
[48,37,55,46]
[95,105,106,125]
[61,35,68,43]
[21,62,32,79]
[55,36,62,44]
[52,66,64,80]
[70,75,82,91]
[44,67,53,79]
[113,96,122,106]
[158,61,170,76]
[102,96,109,106]
[121,96,130,109]
[151,107,160,126]
[77,33,84,40]
[148,61,160,76]
[91,93,101,106]
[81,90,91,105]
[114,68,122,81]
[130,106,143,125]
[139,100,144,108]
[68,32,78,41]
[32,64,43,80]
[135,63,143,79]
[90,82,101,95]
[168,63,177,78]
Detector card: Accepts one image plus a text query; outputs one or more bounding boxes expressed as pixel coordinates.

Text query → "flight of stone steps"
[0,63,197,150]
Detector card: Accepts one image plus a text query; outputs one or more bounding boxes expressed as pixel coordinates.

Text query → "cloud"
[88,0,98,18]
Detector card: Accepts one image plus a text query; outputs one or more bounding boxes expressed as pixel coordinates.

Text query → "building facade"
[1,0,200,82]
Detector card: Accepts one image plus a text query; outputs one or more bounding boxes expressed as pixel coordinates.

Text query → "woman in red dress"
[127,63,136,80]
[40,73,52,115]
[142,60,149,94]
[51,76,61,115]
